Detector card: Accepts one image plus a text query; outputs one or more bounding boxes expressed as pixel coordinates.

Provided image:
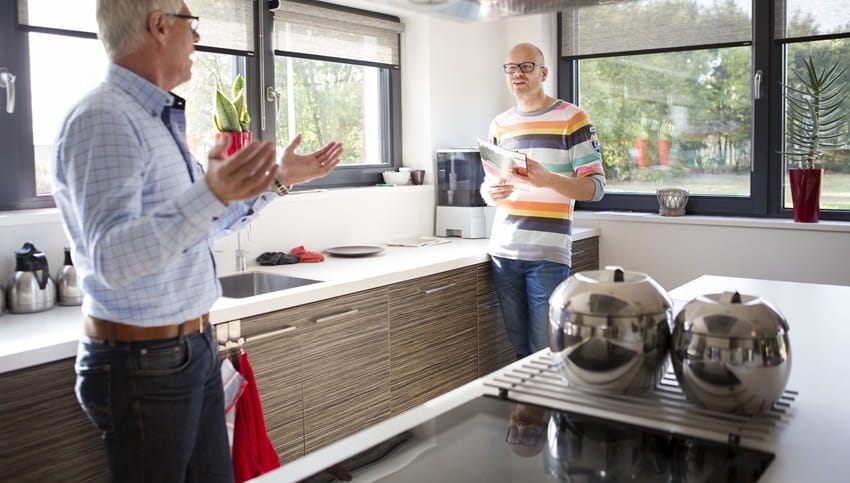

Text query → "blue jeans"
[491,256,571,358]
[74,325,233,482]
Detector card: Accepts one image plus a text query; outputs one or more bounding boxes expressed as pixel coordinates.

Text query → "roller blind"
[273,0,404,68]
[560,0,752,58]
[18,0,254,54]
[775,0,850,40]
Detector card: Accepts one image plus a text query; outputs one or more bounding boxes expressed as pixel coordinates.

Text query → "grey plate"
[324,245,385,257]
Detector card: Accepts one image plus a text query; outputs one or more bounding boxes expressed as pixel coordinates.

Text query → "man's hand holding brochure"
[477,137,529,189]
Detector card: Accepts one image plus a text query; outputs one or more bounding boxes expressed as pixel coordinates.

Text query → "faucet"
[235,224,252,272]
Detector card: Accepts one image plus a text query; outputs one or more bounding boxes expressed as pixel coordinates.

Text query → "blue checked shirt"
[52,64,274,326]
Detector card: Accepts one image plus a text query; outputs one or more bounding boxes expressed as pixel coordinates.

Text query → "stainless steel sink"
[218,271,321,298]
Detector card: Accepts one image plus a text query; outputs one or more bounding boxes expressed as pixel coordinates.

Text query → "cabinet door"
[300,288,390,453]
[389,267,478,413]
[0,358,108,482]
[239,317,304,465]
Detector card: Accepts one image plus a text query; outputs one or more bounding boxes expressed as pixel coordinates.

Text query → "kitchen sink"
[218,271,321,298]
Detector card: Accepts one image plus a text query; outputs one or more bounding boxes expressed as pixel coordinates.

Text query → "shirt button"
[212,216,219,221]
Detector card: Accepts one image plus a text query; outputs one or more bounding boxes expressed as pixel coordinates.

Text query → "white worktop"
[263,275,850,483]
[0,228,598,374]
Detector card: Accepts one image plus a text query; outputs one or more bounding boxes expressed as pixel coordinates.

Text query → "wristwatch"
[272,176,292,196]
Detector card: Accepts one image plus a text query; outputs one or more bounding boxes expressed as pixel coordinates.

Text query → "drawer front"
[477,291,516,376]
[301,288,390,452]
[389,267,478,412]
[571,236,599,273]
[476,261,494,296]
[0,358,108,481]
[243,330,304,464]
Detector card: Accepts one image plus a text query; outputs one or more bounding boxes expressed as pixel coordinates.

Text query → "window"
[271,0,404,188]
[561,0,850,221]
[0,0,403,210]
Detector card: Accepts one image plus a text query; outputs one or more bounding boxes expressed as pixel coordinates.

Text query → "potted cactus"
[782,56,848,222]
[214,74,252,156]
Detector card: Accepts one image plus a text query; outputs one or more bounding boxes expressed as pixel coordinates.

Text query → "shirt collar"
[105,63,183,117]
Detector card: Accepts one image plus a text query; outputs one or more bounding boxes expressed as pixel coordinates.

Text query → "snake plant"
[213,74,251,132]
[782,56,848,170]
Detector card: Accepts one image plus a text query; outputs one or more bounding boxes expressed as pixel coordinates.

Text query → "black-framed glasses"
[503,62,541,74]
[505,423,544,447]
[166,13,200,33]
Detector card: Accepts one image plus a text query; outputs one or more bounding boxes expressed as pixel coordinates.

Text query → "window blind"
[775,0,850,40]
[273,1,404,68]
[18,0,254,54]
[560,0,751,58]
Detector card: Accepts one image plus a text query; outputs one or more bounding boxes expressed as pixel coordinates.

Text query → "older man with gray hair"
[51,1,343,480]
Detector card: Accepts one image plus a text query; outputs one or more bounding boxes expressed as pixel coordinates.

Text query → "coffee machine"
[435,148,495,238]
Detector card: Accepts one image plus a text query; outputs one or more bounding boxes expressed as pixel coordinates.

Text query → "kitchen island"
[260,275,850,483]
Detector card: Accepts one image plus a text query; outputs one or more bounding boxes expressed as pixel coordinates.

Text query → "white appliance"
[435,148,493,239]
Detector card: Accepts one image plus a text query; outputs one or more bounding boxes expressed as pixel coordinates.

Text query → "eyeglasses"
[505,423,544,447]
[503,62,541,74]
[166,13,200,33]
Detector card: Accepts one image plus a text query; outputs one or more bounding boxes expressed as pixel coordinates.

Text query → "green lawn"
[607,172,850,210]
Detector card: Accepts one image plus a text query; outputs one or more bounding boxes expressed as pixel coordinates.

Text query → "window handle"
[0,67,15,114]
[753,69,763,100]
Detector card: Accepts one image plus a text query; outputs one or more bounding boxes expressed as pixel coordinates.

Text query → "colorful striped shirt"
[486,99,605,266]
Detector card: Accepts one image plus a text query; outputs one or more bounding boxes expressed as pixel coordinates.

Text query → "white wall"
[575,212,850,290]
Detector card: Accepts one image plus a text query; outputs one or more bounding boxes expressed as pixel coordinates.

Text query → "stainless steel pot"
[56,247,82,306]
[6,242,56,314]
[548,266,672,394]
[671,291,791,415]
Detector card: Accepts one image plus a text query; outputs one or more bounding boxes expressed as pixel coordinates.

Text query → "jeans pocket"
[135,339,191,375]
[75,358,113,433]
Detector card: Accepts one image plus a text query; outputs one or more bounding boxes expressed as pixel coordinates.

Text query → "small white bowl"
[382,171,411,185]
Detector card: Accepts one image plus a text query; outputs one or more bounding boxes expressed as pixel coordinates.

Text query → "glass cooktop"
[302,396,774,482]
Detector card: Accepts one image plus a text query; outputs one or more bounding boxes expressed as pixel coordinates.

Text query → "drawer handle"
[246,325,296,343]
[424,283,456,295]
[315,308,360,324]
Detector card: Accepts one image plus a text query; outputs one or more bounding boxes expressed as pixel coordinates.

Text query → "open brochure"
[477,138,529,189]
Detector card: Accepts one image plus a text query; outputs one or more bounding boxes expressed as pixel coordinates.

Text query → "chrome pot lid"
[674,291,789,339]
[549,266,671,317]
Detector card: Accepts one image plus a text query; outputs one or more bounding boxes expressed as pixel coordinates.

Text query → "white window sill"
[574,210,850,234]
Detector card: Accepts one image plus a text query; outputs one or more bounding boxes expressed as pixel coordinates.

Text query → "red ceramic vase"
[215,131,252,157]
[788,168,822,223]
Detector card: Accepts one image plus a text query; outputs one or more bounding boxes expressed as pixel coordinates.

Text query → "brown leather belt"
[83,313,210,342]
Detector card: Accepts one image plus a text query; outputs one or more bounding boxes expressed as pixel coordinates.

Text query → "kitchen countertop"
[262,275,850,483]
[0,228,598,374]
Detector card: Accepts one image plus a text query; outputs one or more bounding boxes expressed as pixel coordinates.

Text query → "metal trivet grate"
[482,351,797,450]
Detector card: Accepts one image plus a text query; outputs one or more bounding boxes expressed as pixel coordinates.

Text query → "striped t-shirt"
[486,99,605,266]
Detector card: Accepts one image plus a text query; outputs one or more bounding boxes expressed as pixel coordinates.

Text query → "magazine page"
[477,138,528,189]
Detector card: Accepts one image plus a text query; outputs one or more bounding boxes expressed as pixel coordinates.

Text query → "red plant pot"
[215,131,252,157]
[789,168,822,223]
[658,138,671,166]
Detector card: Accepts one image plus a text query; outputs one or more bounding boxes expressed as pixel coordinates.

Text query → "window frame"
[562,1,850,222]
[267,0,403,189]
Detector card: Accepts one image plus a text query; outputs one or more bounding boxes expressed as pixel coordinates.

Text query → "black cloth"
[255,252,300,265]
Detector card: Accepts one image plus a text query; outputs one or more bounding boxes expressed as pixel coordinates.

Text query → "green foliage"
[274,59,366,163]
[214,74,250,132]
[782,56,848,169]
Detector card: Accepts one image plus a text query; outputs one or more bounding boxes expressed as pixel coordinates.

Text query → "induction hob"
[301,352,794,482]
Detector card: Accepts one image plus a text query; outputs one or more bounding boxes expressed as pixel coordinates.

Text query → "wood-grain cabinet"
[0,237,598,476]
[388,266,478,413]
[0,358,109,482]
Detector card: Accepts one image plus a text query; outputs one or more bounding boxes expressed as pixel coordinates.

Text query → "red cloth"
[232,352,281,482]
[290,245,324,263]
